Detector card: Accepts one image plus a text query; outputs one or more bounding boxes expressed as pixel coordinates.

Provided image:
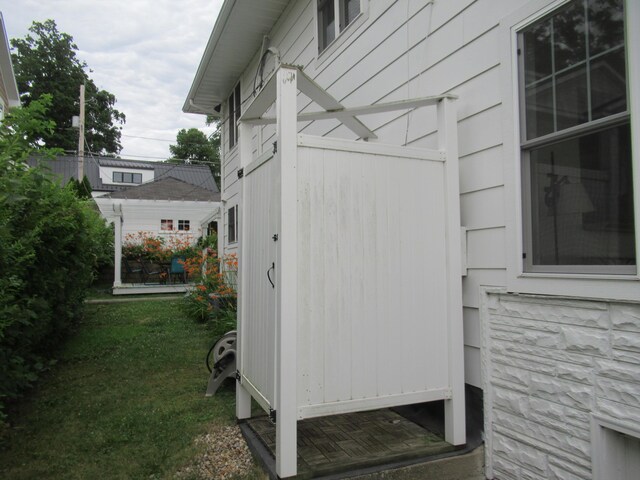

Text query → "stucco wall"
[482,290,640,479]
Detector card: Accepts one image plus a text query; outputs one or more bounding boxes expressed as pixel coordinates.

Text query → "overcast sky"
[1,0,224,161]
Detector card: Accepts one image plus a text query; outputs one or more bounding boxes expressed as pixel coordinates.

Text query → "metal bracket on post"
[237,168,244,179]
[269,408,277,424]
[273,141,278,154]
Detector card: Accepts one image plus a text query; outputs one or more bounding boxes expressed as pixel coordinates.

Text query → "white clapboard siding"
[218,0,540,388]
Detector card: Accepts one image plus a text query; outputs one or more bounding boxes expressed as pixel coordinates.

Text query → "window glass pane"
[588,0,624,56]
[528,123,635,268]
[523,20,552,84]
[228,83,241,148]
[525,79,554,139]
[133,173,142,184]
[552,1,586,72]
[113,172,123,182]
[161,219,173,231]
[590,47,627,120]
[342,0,360,29]
[318,0,335,50]
[555,64,589,131]
[228,206,236,243]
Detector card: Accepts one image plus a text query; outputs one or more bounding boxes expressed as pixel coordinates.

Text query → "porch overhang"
[182,0,290,115]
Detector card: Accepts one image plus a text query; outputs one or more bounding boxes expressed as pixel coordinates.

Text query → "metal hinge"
[269,408,277,424]
[272,234,278,242]
[522,252,527,259]
[237,168,244,179]
[273,141,278,154]
[235,370,241,382]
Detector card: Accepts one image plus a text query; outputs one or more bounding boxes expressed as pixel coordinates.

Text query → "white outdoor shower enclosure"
[235,65,465,478]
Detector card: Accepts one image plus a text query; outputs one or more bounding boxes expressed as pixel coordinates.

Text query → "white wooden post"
[438,97,466,446]
[236,121,252,419]
[113,205,123,288]
[275,66,298,478]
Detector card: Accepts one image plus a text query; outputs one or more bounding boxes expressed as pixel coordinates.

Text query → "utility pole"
[77,83,85,179]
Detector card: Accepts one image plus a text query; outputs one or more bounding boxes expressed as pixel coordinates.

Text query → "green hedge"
[0,96,113,427]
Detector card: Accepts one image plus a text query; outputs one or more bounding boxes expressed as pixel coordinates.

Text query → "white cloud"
[1,0,224,160]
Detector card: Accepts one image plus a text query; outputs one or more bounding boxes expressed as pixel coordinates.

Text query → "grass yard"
[0,298,259,479]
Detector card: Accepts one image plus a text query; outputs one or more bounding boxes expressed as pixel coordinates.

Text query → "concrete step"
[348,445,485,480]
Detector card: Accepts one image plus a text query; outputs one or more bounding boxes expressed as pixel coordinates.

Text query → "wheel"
[206,330,237,373]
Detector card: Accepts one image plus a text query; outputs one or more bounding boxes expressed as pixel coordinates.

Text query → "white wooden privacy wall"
[235,66,465,478]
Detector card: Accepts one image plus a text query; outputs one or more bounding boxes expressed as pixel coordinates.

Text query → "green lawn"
[0,299,255,479]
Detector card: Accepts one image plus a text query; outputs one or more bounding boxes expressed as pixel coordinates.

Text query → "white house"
[0,12,21,119]
[32,155,221,293]
[185,1,640,478]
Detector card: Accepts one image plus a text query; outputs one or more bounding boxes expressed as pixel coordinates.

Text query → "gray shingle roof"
[106,177,220,201]
[29,155,219,194]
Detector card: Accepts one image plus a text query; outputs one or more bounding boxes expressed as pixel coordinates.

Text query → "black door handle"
[267,262,275,288]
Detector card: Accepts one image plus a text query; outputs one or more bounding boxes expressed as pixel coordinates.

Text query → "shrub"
[0,96,113,429]
[182,251,237,324]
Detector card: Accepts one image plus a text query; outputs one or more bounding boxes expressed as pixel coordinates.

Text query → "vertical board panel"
[297,143,451,410]
[242,158,277,405]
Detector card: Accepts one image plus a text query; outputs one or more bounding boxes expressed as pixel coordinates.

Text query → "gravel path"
[176,424,259,479]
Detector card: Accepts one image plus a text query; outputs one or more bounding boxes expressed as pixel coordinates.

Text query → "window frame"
[228,82,241,150]
[178,219,190,232]
[112,171,142,184]
[161,219,174,231]
[501,0,640,301]
[518,0,633,275]
[315,0,367,58]
[228,205,238,244]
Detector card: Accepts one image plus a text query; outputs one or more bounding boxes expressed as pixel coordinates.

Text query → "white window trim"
[227,81,241,153]
[315,0,369,67]
[501,0,640,302]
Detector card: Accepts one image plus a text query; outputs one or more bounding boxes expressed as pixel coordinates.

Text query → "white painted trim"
[501,0,640,302]
[298,387,451,420]
[244,150,275,177]
[240,374,272,414]
[112,284,190,295]
[439,97,466,446]
[274,66,299,478]
[591,413,640,480]
[479,286,507,480]
[461,227,468,277]
[297,134,445,161]
[314,0,370,68]
[236,121,253,420]
[244,94,457,126]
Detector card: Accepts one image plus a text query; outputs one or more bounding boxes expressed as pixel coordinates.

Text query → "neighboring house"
[0,12,21,119]
[93,176,219,241]
[33,155,221,292]
[185,1,639,479]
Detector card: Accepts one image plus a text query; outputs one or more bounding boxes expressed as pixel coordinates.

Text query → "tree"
[168,127,221,189]
[10,19,126,156]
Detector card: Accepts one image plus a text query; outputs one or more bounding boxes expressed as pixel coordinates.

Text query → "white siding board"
[461,186,505,230]
[428,0,475,34]
[462,268,507,309]
[467,227,506,269]
[464,345,482,388]
[463,307,481,348]
[457,105,503,158]
[459,145,504,194]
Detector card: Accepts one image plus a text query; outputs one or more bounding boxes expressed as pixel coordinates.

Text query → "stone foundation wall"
[481,291,640,479]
